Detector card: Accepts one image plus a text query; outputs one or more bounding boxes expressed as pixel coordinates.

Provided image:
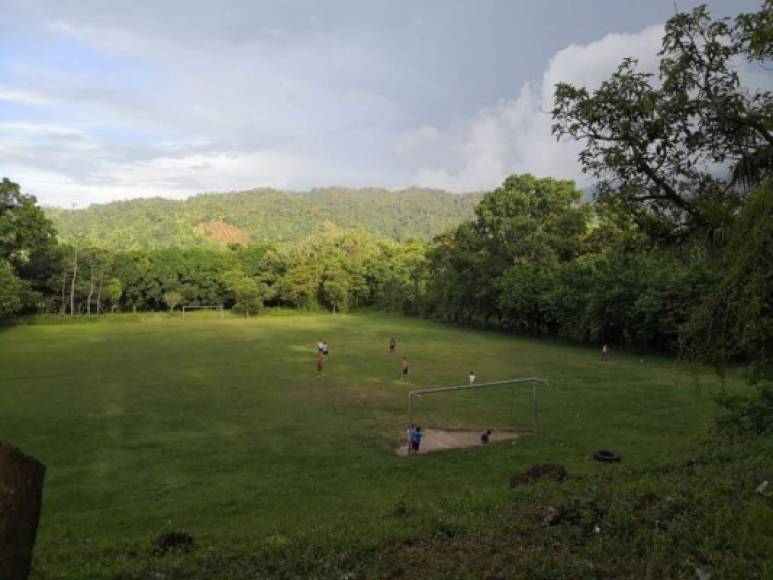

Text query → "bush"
[714,384,773,438]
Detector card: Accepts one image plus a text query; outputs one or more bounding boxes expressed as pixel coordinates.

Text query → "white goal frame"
[181,305,224,319]
[408,377,546,434]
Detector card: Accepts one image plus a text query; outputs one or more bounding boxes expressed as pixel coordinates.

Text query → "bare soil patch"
[397,429,520,456]
[194,220,250,245]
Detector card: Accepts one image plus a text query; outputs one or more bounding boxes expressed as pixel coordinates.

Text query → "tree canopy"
[552,2,773,241]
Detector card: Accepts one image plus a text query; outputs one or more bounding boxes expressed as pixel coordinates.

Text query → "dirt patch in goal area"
[397,429,520,456]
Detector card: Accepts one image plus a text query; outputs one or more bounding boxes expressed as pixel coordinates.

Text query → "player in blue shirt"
[410,425,423,455]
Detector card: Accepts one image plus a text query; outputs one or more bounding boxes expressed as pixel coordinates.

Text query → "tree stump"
[0,441,46,580]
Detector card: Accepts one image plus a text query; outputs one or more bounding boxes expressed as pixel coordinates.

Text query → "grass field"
[0,311,750,578]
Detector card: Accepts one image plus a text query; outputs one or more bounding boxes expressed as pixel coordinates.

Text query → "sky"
[0,0,765,207]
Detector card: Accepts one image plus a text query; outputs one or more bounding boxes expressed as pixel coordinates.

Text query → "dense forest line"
[45,187,484,249]
[2,3,771,382]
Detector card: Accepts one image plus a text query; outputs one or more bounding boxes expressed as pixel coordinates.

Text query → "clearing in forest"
[194,219,251,245]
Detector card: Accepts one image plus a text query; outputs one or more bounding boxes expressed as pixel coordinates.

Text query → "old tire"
[593,449,621,463]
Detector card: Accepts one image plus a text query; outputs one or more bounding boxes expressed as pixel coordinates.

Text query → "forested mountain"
[45,187,483,249]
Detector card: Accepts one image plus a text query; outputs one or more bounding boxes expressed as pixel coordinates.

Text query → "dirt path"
[397,429,520,456]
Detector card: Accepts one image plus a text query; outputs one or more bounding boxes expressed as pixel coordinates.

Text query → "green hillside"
[45,187,483,249]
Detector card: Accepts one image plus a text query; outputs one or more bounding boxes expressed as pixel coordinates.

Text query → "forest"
[1,3,771,381]
[44,187,483,249]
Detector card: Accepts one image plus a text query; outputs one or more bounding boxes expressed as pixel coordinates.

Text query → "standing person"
[602,343,609,361]
[469,371,477,385]
[406,423,416,456]
[410,425,423,455]
[400,356,409,379]
[389,337,396,353]
[316,352,325,376]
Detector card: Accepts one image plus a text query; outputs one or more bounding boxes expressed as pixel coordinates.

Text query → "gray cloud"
[0,0,764,206]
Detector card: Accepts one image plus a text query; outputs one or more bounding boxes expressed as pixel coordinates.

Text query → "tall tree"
[222,270,267,316]
[0,259,24,318]
[0,178,58,315]
[163,290,184,313]
[681,182,773,382]
[552,2,773,241]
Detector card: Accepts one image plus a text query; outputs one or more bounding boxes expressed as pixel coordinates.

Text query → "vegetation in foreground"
[35,438,773,579]
[0,312,761,579]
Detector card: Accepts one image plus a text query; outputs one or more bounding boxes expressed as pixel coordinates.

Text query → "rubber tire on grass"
[593,449,621,463]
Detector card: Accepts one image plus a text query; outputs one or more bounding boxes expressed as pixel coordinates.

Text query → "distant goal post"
[408,377,547,435]
[181,305,224,319]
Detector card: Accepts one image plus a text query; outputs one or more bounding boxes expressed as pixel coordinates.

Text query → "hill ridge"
[45,186,484,250]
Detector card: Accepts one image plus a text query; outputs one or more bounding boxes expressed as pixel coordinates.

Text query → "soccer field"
[0,311,744,575]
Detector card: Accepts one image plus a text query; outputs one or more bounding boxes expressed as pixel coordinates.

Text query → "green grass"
[0,312,753,578]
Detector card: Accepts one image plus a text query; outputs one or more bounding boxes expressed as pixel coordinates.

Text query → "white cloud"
[104,150,329,193]
[401,25,665,191]
[0,84,56,105]
[10,147,375,207]
[0,122,83,137]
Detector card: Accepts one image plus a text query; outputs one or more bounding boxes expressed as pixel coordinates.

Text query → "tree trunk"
[60,272,67,316]
[86,269,94,316]
[96,275,103,316]
[0,440,46,580]
[70,246,78,318]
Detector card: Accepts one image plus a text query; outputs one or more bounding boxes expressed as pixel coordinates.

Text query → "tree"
[222,270,267,316]
[163,290,184,313]
[473,174,590,265]
[0,259,24,319]
[497,263,557,335]
[552,3,773,241]
[105,278,123,312]
[0,178,58,313]
[424,174,591,324]
[69,243,79,317]
[321,279,349,314]
[274,241,323,309]
[0,178,56,266]
[681,182,773,382]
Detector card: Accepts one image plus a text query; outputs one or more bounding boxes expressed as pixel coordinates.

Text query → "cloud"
[401,25,665,191]
[0,122,82,137]
[0,22,670,202]
[7,144,375,207]
[2,1,765,206]
[0,84,57,105]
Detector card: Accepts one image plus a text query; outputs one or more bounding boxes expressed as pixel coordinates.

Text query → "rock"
[0,440,46,580]
[540,506,560,526]
[695,567,712,580]
[509,463,568,487]
[151,531,195,555]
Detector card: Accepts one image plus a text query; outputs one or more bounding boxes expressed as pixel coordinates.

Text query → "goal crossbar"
[408,377,547,434]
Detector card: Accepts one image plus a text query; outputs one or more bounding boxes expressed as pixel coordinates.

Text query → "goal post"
[181,305,224,319]
[408,377,546,435]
